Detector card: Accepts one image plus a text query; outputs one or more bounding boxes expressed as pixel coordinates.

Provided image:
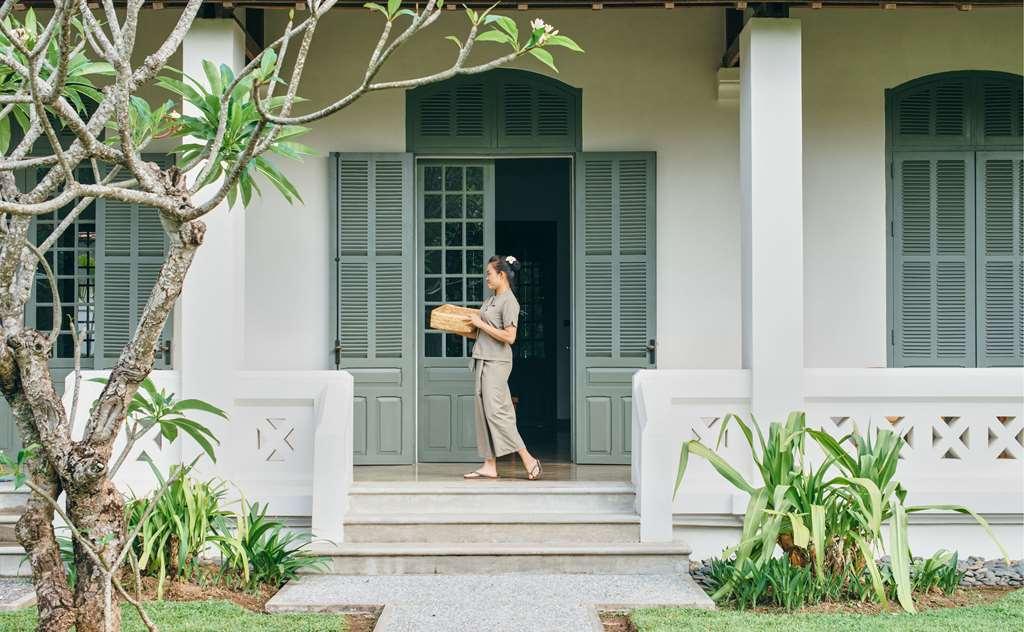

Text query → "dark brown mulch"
[598,587,1016,630]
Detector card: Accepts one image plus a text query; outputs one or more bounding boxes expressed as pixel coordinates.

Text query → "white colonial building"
[2,0,1022,575]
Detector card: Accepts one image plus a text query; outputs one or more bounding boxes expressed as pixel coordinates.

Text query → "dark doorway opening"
[495,158,572,463]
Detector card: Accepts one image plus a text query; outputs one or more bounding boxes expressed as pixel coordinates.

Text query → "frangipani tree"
[0,1,581,630]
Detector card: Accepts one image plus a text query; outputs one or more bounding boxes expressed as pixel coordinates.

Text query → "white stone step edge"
[305,541,693,556]
[343,512,641,525]
[349,482,635,495]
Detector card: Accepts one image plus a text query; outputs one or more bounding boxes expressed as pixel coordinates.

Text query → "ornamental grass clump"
[675,411,1008,612]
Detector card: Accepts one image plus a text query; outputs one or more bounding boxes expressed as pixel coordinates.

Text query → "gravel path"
[0,578,35,612]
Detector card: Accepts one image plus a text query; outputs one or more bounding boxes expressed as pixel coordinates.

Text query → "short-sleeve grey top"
[471,290,520,362]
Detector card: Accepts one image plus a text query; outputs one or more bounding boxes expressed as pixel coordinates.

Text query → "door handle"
[160,339,172,366]
[646,339,656,366]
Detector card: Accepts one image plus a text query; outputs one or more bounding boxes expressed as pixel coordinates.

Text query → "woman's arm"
[470,313,517,345]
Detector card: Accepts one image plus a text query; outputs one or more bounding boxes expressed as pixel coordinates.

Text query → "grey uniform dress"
[471,290,525,459]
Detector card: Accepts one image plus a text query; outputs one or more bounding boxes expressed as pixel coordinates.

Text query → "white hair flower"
[505,256,517,266]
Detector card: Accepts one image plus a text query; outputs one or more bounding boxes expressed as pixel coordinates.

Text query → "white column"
[177,19,247,473]
[740,19,804,421]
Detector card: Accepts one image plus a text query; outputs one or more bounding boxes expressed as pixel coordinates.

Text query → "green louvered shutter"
[893,75,971,148]
[892,153,976,366]
[407,79,493,153]
[95,154,173,370]
[333,153,415,465]
[979,74,1024,146]
[574,153,656,464]
[977,152,1023,366]
[497,77,579,151]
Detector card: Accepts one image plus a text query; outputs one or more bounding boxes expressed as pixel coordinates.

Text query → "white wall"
[797,7,1024,367]
[121,7,1022,371]
[247,8,742,370]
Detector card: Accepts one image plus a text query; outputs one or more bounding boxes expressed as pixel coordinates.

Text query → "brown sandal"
[526,460,543,481]
[464,470,499,479]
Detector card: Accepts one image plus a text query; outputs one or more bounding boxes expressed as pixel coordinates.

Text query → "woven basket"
[430,304,479,336]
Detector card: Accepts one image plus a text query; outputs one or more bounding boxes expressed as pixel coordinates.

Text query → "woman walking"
[462,255,543,481]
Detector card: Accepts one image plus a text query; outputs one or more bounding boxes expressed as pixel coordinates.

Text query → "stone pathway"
[267,574,714,631]
[0,578,35,612]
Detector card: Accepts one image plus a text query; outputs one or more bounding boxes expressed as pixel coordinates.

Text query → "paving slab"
[0,578,35,612]
[267,573,714,632]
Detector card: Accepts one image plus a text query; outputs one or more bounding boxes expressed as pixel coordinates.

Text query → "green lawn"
[0,600,346,632]
[631,589,1024,632]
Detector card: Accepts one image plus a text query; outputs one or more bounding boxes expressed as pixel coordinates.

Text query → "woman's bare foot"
[464,459,498,479]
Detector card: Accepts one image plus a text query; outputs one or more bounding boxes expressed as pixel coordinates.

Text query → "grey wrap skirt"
[472,358,525,458]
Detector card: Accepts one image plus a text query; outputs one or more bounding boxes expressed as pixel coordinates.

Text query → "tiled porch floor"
[353,462,630,482]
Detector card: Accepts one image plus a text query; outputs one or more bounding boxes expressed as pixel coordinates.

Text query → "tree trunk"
[67,482,126,632]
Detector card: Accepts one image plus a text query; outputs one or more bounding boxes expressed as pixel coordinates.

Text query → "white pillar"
[177,19,247,472]
[740,19,804,421]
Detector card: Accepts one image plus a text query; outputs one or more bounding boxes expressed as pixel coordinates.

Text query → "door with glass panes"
[417,161,495,461]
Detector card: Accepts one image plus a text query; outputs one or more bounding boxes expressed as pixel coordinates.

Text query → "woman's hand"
[469,313,486,329]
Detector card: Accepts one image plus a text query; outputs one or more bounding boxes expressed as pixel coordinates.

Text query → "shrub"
[675,411,1007,613]
[213,499,328,590]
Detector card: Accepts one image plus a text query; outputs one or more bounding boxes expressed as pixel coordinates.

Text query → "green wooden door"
[334,153,416,465]
[976,152,1023,367]
[574,153,656,465]
[417,161,495,462]
[892,152,976,366]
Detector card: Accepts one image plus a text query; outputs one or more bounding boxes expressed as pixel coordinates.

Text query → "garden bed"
[600,587,1024,632]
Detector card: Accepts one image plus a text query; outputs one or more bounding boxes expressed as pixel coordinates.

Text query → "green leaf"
[260,49,278,78]
[171,399,228,419]
[890,502,916,613]
[853,534,890,611]
[364,2,387,16]
[528,47,557,73]
[787,511,810,549]
[388,0,401,17]
[545,34,584,53]
[475,30,512,45]
[201,60,223,95]
[445,35,463,49]
[683,441,756,495]
[673,441,689,498]
[905,503,1010,562]
[0,116,9,154]
[464,7,478,24]
[809,504,826,579]
[489,15,518,45]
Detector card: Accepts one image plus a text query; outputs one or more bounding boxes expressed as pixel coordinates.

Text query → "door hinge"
[890,329,895,346]
[890,220,894,237]
[159,339,172,366]
[333,339,342,370]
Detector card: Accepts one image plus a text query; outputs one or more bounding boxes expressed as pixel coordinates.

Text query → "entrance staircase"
[0,481,29,576]
[308,480,693,575]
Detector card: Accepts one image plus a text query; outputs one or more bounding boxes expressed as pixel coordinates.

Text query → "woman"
[461,255,543,481]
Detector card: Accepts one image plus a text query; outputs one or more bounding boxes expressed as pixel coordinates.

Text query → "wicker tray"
[430,304,479,336]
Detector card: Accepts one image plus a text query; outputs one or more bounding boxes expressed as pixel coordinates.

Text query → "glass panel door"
[417,161,495,461]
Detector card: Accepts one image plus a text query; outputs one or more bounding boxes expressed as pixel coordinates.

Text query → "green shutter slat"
[102,262,132,360]
[898,90,931,136]
[502,82,533,137]
[374,160,405,256]
[981,76,1023,141]
[137,207,165,257]
[339,261,369,358]
[893,153,975,367]
[537,88,570,137]
[374,261,403,358]
[583,160,613,256]
[104,200,133,256]
[419,89,453,137]
[978,153,1023,367]
[619,260,647,359]
[934,82,967,138]
[455,83,486,137]
[584,260,612,358]
[339,160,369,256]
[618,159,649,256]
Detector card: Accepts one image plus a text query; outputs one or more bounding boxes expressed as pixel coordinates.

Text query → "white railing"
[65,369,353,543]
[633,367,1024,551]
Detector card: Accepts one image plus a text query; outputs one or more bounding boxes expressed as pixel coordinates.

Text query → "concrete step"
[347,481,636,515]
[0,482,28,512]
[0,545,29,577]
[0,511,19,544]
[344,512,642,544]
[304,541,692,575]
